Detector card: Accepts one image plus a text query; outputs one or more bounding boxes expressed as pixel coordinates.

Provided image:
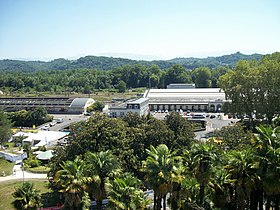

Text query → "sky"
[0,0,280,61]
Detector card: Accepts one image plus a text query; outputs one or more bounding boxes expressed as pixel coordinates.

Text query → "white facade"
[109,98,149,118]
[144,88,227,112]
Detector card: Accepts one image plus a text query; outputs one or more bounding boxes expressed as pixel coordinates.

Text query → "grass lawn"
[0,179,60,210]
[0,158,14,176]
[6,88,145,102]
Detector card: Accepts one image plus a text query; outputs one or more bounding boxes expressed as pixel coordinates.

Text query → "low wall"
[0,151,27,162]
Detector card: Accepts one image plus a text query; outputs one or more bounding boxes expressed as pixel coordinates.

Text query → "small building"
[12,131,68,147]
[109,98,149,118]
[167,83,195,89]
[144,88,228,112]
[0,97,95,114]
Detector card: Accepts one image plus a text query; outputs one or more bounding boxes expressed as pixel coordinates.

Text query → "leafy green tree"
[86,101,105,112]
[54,157,88,210]
[165,112,194,150]
[186,143,218,208]
[13,182,41,210]
[142,144,182,210]
[115,80,127,93]
[219,53,280,125]
[213,123,253,150]
[164,64,192,87]
[106,173,149,210]
[84,150,121,210]
[225,149,258,209]
[192,67,212,87]
[208,167,234,209]
[252,125,280,209]
[0,109,13,146]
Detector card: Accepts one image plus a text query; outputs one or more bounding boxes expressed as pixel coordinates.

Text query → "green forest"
[0,52,268,95]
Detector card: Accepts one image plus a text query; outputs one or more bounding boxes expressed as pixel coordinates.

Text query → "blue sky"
[0,0,279,60]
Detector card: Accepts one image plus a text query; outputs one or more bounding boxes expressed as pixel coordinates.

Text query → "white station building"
[109,98,149,118]
[144,88,227,112]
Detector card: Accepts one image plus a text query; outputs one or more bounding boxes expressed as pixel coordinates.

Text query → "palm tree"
[208,167,234,209]
[54,157,88,210]
[253,125,280,209]
[12,182,41,210]
[225,148,258,209]
[84,150,121,210]
[106,173,150,209]
[142,144,182,210]
[187,143,218,208]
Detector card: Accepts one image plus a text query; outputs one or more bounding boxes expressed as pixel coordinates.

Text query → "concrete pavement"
[0,164,47,182]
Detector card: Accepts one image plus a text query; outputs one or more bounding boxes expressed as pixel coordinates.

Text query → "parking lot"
[152,111,240,140]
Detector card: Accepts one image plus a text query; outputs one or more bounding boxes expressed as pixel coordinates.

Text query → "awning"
[36,150,53,160]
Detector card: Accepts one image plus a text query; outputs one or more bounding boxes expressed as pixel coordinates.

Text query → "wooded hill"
[0,52,262,72]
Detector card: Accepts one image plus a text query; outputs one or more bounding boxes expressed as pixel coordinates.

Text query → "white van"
[192,113,206,119]
[55,118,64,123]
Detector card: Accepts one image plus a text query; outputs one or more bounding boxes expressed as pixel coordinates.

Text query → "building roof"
[36,150,54,160]
[70,98,95,108]
[145,88,226,103]
[127,98,149,104]
[16,131,68,145]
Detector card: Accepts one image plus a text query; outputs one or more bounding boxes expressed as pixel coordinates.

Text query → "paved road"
[0,164,47,182]
[37,114,89,132]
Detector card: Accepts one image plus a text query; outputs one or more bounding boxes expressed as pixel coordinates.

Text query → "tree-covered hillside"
[170,52,263,69]
[0,52,263,72]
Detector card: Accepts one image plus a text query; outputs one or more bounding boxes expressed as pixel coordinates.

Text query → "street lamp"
[21,162,24,183]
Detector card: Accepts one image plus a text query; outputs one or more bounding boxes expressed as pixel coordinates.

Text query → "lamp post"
[21,162,24,183]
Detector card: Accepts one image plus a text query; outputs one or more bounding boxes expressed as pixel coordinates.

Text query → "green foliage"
[165,112,194,150]
[47,112,280,209]
[106,173,149,210]
[115,80,127,93]
[12,182,41,210]
[219,52,280,126]
[8,108,52,127]
[213,124,253,150]
[24,155,41,168]
[0,52,265,94]
[192,67,212,88]
[164,64,192,87]
[0,52,262,72]
[0,109,13,146]
[54,157,88,209]
[86,101,105,112]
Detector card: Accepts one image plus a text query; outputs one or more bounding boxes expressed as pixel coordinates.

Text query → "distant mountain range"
[0,52,263,72]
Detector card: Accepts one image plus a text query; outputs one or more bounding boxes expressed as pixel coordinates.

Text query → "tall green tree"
[106,173,149,210]
[0,109,13,146]
[84,150,121,210]
[165,112,194,150]
[192,67,212,88]
[142,144,182,210]
[54,157,88,210]
[186,143,218,208]
[164,64,192,87]
[115,80,127,93]
[219,53,280,125]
